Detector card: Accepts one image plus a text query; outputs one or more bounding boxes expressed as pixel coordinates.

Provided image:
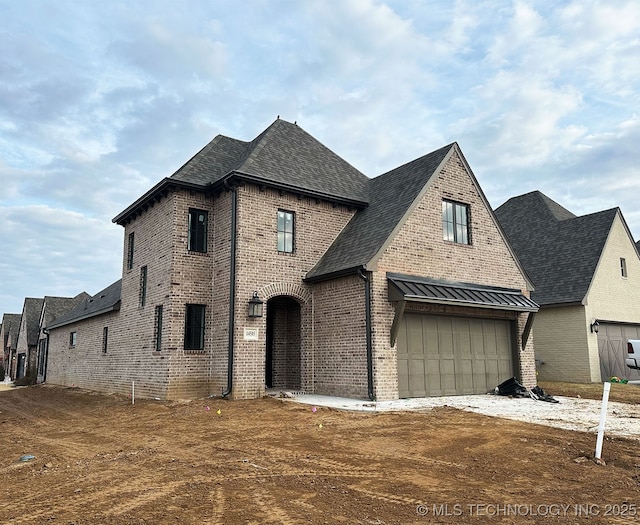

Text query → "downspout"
[221,182,237,398]
[357,268,375,401]
[43,328,49,383]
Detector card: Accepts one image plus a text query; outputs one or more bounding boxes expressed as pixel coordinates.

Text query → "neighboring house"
[35,293,90,383]
[14,298,44,381]
[45,119,537,401]
[1,313,21,378]
[495,191,640,383]
[46,282,121,391]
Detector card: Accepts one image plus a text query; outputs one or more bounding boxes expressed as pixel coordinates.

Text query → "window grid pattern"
[102,327,108,354]
[154,305,163,352]
[127,232,134,270]
[139,266,147,307]
[442,200,470,245]
[277,210,295,253]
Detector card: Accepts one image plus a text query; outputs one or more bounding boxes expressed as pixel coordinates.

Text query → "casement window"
[127,232,135,270]
[37,338,46,374]
[154,305,163,352]
[102,327,108,354]
[442,200,470,245]
[139,266,148,307]
[277,210,295,253]
[188,209,208,253]
[184,304,206,350]
[69,331,77,346]
[621,258,628,278]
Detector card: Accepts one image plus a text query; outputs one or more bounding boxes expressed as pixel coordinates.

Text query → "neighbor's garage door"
[597,323,640,381]
[397,313,514,397]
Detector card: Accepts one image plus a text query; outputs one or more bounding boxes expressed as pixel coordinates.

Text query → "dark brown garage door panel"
[397,313,513,397]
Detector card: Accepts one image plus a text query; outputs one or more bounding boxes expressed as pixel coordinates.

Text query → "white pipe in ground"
[594,381,610,460]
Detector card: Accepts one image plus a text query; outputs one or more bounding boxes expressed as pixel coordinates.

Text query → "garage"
[397,313,514,397]
[387,273,539,398]
[597,322,640,381]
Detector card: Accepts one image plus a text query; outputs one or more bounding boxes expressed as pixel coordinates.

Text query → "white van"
[627,340,640,370]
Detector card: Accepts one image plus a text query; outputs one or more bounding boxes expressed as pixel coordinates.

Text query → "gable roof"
[114,119,370,225]
[40,293,91,329]
[20,298,44,346]
[495,191,618,306]
[48,280,122,330]
[306,143,455,281]
[2,313,21,350]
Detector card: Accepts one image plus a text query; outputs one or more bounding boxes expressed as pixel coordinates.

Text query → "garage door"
[397,313,514,397]
[598,323,640,381]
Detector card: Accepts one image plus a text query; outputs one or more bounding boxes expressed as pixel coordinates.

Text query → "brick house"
[1,313,21,378]
[496,191,640,383]
[14,298,44,381]
[45,119,537,400]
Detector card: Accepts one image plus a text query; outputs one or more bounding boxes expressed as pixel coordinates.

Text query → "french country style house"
[44,119,538,400]
[496,191,640,383]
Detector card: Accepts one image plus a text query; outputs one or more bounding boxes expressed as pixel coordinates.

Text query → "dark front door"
[16,353,26,380]
[265,296,301,390]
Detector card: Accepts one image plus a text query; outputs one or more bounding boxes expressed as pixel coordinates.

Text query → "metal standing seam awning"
[387,273,539,346]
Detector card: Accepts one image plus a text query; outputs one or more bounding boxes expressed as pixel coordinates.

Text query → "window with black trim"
[277,210,295,253]
[442,200,470,244]
[139,266,147,307]
[127,232,135,270]
[184,304,205,350]
[69,331,77,347]
[154,305,163,352]
[102,327,108,354]
[621,258,628,278]
[188,209,208,253]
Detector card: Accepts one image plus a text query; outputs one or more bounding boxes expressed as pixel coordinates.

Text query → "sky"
[1,0,640,315]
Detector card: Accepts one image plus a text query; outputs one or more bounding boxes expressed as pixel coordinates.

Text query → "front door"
[265,296,301,390]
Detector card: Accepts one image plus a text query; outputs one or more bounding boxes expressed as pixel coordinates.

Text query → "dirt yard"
[0,384,639,524]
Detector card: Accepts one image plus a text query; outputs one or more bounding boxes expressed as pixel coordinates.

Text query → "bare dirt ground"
[0,384,639,524]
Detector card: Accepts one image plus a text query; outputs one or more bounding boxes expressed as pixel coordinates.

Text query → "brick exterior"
[44,146,536,401]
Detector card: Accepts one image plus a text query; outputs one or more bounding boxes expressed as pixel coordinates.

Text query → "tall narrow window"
[184,304,206,350]
[139,266,148,307]
[154,305,163,352]
[442,200,470,244]
[102,327,108,354]
[188,209,208,253]
[277,210,295,253]
[621,258,628,278]
[69,331,77,346]
[127,232,135,270]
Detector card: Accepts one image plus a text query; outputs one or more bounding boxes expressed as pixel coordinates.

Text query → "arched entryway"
[265,296,301,390]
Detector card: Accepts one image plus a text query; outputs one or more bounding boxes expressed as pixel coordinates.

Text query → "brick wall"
[370,150,536,398]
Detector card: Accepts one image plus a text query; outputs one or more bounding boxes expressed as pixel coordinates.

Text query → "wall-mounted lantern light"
[248,291,264,318]
[590,320,600,334]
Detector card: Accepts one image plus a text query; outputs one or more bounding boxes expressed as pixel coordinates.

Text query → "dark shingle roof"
[42,293,91,328]
[495,191,617,306]
[306,144,455,280]
[2,313,21,350]
[22,298,44,346]
[171,119,370,202]
[48,280,122,330]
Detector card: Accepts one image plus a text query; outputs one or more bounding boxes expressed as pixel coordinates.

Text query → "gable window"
[621,258,628,278]
[154,305,163,352]
[102,327,108,354]
[139,266,148,307]
[69,331,77,347]
[442,200,470,244]
[127,232,135,270]
[188,209,208,253]
[277,210,295,253]
[184,304,205,350]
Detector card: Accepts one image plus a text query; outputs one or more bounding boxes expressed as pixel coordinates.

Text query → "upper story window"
[102,327,108,354]
[69,331,77,347]
[127,232,135,270]
[442,200,470,245]
[188,209,208,253]
[154,305,163,352]
[139,266,148,307]
[184,304,206,350]
[621,258,628,278]
[277,210,295,253]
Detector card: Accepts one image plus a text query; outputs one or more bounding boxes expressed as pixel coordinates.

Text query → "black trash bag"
[531,385,559,403]
[495,377,528,397]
